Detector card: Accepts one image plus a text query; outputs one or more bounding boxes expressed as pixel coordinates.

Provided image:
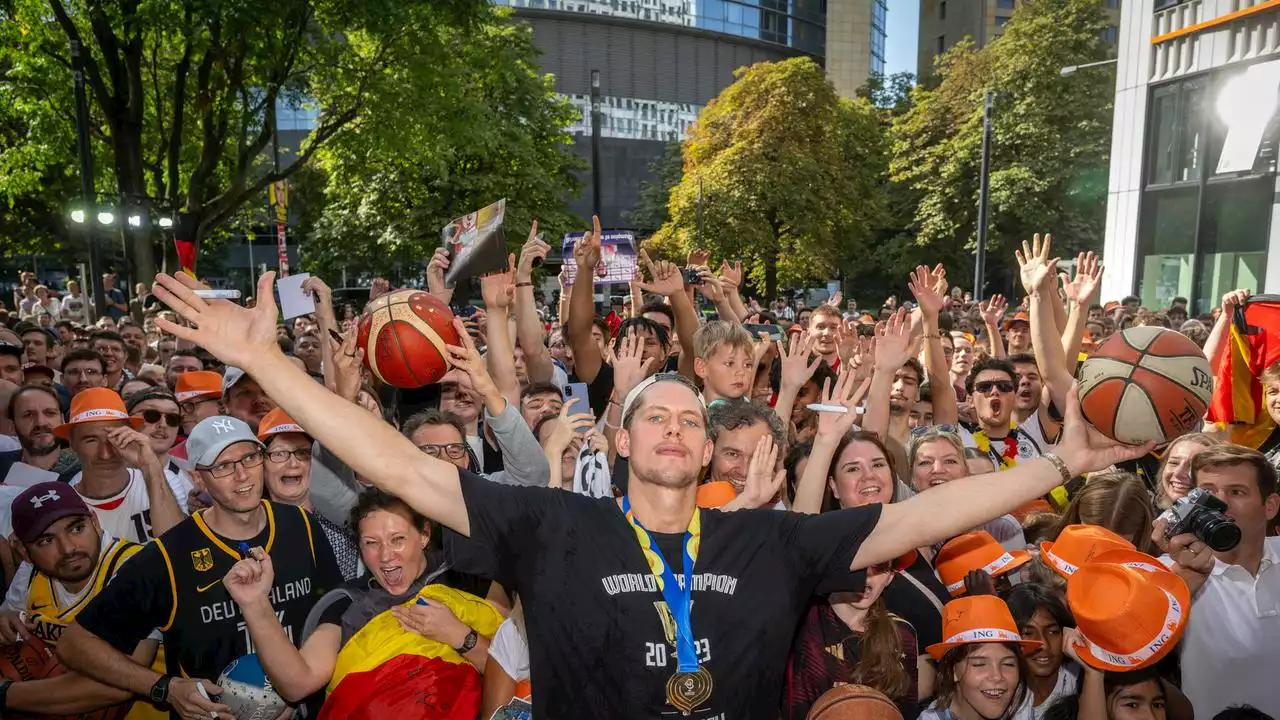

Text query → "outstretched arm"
[514,222,556,385]
[153,272,473,536]
[1019,236,1073,414]
[567,217,605,383]
[910,265,957,425]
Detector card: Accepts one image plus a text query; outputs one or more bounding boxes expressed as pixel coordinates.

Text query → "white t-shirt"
[1018,661,1081,719]
[1162,538,1280,718]
[69,469,157,544]
[489,616,530,683]
[958,421,1047,465]
[0,436,20,453]
[161,457,196,514]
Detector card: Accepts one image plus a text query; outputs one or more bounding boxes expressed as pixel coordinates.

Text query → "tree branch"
[46,0,115,117]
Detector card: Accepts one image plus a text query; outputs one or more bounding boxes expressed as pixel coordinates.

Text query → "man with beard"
[59,388,185,544]
[89,331,130,391]
[61,349,107,399]
[135,268,1153,718]
[703,400,785,508]
[0,386,80,482]
[222,366,276,429]
[163,349,203,391]
[0,483,166,717]
[59,416,342,719]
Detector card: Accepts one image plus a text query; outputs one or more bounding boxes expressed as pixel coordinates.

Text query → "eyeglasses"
[180,398,218,414]
[135,410,180,428]
[65,367,103,379]
[267,448,313,463]
[974,380,1015,395]
[418,443,468,460]
[201,450,265,478]
[909,424,959,437]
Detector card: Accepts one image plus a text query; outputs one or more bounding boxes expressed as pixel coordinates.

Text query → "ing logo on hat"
[30,490,61,508]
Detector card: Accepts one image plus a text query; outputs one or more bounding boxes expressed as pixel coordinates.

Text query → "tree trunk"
[764,253,778,303]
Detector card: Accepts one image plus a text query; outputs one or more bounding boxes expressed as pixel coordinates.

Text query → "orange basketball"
[806,685,902,720]
[357,289,460,389]
[1077,327,1214,445]
[0,635,129,719]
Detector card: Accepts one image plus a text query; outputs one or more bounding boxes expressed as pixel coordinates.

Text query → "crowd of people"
[0,227,1276,720]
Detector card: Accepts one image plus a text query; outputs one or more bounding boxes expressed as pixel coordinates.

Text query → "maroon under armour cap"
[11,482,92,543]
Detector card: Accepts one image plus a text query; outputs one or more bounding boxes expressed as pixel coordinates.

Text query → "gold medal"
[666,665,713,716]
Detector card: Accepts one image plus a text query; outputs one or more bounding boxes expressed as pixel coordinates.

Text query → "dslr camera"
[1161,487,1241,552]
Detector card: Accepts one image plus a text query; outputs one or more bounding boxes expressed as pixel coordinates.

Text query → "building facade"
[917,0,1121,78]
[497,0,887,225]
[1103,0,1280,313]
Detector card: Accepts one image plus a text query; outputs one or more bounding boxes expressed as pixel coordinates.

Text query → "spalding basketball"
[0,635,129,719]
[1078,326,1214,444]
[357,289,459,389]
[807,684,902,720]
[218,654,288,720]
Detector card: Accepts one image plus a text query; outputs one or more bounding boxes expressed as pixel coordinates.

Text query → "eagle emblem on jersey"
[191,548,214,572]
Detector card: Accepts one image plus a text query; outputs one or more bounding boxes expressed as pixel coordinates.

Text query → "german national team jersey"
[76,501,343,707]
[27,533,167,720]
[69,469,157,544]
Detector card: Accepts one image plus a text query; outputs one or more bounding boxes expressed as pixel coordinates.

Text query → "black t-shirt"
[77,502,343,699]
[444,470,882,718]
[880,553,949,649]
[584,362,614,418]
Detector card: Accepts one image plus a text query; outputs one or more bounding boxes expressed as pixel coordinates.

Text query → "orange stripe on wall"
[1152,0,1280,44]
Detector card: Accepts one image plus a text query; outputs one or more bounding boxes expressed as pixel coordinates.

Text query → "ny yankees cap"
[187,415,264,469]
[12,481,93,543]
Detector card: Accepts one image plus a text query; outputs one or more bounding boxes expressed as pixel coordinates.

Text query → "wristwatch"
[148,676,172,704]
[0,678,11,712]
[454,629,478,655]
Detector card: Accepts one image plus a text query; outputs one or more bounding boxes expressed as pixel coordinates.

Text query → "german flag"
[1208,296,1280,448]
[319,584,503,720]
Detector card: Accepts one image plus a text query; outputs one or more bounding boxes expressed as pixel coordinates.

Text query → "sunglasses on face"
[974,380,1016,394]
[909,423,959,437]
[134,410,181,428]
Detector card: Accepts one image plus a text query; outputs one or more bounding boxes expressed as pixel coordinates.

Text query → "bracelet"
[604,418,621,430]
[1043,453,1073,486]
[516,282,533,288]
[922,333,941,339]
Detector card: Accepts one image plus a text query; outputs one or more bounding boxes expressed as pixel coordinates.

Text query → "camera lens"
[1194,511,1242,552]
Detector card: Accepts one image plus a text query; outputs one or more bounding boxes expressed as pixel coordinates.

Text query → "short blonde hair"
[692,320,754,361]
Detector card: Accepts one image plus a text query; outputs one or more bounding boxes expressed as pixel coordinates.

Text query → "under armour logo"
[211,419,235,434]
[29,491,60,508]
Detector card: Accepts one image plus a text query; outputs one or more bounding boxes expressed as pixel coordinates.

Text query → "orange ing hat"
[1038,524,1134,578]
[257,407,310,441]
[1003,311,1030,330]
[174,370,223,403]
[926,595,1043,660]
[696,481,738,509]
[934,530,1031,597]
[1066,549,1191,672]
[53,387,143,440]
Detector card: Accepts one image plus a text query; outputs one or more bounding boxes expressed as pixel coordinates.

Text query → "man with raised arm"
[93,270,1150,718]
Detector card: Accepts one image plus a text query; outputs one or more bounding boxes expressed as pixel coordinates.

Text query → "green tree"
[891,0,1114,294]
[651,57,887,299]
[300,15,582,282]
[0,0,496,282]
[625,141,682,234]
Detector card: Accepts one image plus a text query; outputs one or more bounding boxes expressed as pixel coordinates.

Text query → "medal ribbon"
[621,497,701,673]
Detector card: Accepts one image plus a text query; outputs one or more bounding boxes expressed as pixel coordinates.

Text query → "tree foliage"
[890,0,1114,294]
[301,13,583,282]
[625,141,682,234]
[650,57,887,299]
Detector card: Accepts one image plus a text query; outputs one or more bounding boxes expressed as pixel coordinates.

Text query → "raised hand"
[153,271,280,372]
[573,215,603,270]
[612,329,656,400]
[836,320,859,363]
[979,293,1007,328]
[687,249,712,269]
[327,330,366,402]
[873,308,912,373]
[427,248,452,299]
[778,332,822,393]
[443,318,494,389]
[542,398,596,454]
[1016,233,1059,295]
[908,264,947,319]
[370,277,391,302]
[1055,383,1155,477]
[737,434,785,508]
[695,269,726,303]
[516,221,550,284]
[1222,288,1251,312]
[635,250,685,298]
[815,368,866,437]
[846,334,876,383]
[300,275,333,310]
[106,426,161,470]
[718,260,743,289]
[1062,251,1103,305]
[224,547,274,609]
[828,290,843,309]
[480,254,516,311]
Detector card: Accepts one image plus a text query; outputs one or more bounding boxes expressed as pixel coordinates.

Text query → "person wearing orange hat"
[174,369,224,435]
[934,530,1031,597]
[1039,524,1136,579]
[784,549,923,718]
[258,408,360,580]
[920,595,1041,720]
[58,387,185,545]
[1004,312,1032,356]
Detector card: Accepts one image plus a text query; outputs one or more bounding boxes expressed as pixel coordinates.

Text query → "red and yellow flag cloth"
[319,584,503,720]
[172,212,196,276]
[1207,296,1280,448]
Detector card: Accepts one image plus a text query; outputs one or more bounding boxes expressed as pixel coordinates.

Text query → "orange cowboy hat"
[174,370,223,403]
[926,595,1043,660]
[935,531,1031,597]
[696,481,738,509]
[1039,524,1135,579]
[53,387,144,440]
[1066,549,1191,672]
[257,407,310,441]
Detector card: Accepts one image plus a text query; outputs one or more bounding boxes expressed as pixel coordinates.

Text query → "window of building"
[1146,79,1205,186]
[937,34,945,54]
[1101,25,1117,44]
[995,15,1012,27]
[939,1,946,19]
[996,0,1016,8]
[1193,179,1271,312]
[1103,0,1120,8]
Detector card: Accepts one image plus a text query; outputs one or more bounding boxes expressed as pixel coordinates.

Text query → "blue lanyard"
[621,497,699,673]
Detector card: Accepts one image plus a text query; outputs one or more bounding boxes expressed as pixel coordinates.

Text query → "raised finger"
[527,219,539,243]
